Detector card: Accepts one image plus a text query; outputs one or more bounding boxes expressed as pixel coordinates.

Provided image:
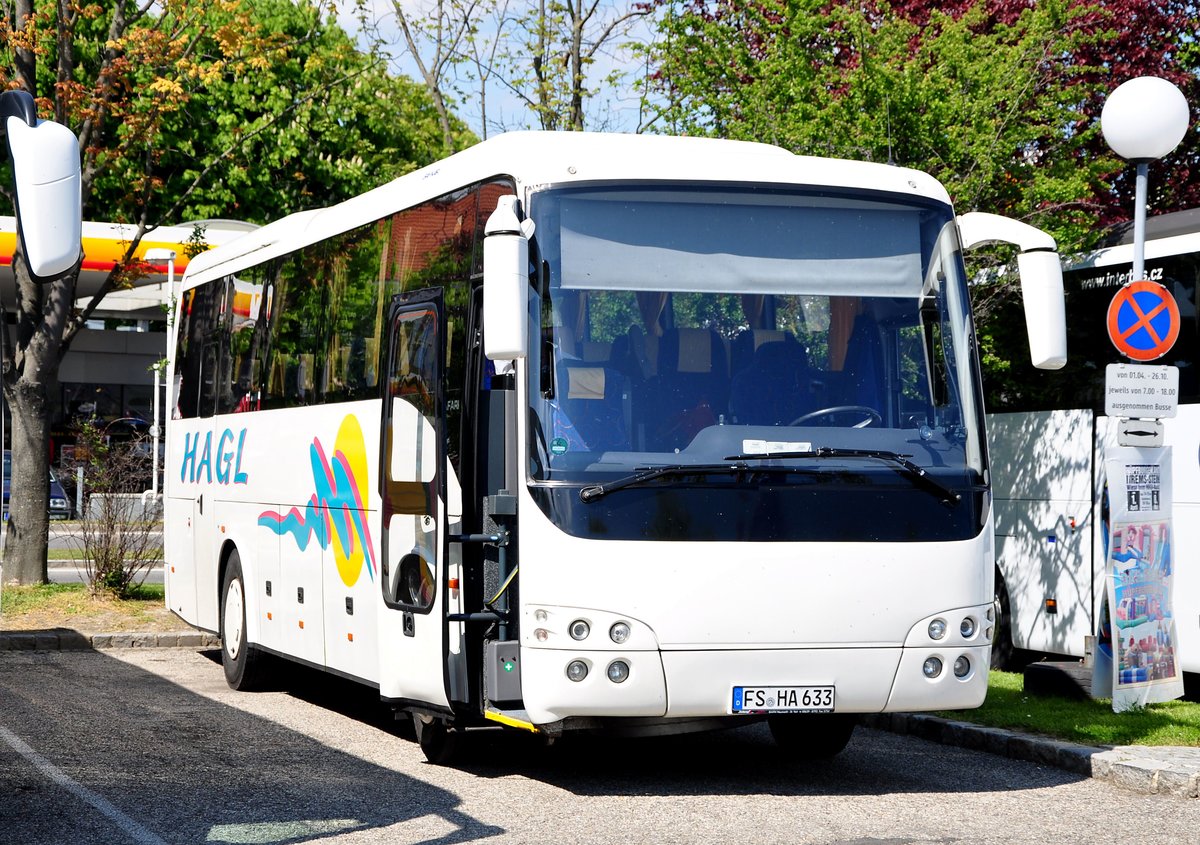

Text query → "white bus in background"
[164,131,1066,764]
[989,208,1200,672]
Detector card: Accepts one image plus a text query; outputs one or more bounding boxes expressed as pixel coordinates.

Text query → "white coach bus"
[164,131,1066,762]
[988,208,1199,672]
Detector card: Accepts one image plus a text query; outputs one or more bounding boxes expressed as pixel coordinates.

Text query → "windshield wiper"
[723,447,962,506]
[578,462,795,503]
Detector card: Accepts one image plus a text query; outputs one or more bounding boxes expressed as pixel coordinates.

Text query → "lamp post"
[143,248,176,508]
[1100,77,1191,282]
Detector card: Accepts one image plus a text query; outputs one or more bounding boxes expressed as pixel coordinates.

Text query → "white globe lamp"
[1100,77,1192,282]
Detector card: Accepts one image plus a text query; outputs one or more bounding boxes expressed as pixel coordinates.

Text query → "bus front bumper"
[519,642,990,725]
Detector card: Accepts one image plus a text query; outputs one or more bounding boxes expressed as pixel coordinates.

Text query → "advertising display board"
[1093,446,1184,711]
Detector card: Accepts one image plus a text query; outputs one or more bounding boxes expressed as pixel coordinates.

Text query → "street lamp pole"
[143,248,176,509]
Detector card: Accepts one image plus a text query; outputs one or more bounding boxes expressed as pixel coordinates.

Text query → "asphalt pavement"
[0,629,1196,799]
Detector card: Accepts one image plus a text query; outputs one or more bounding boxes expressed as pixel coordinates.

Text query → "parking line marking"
[0,724,167,845]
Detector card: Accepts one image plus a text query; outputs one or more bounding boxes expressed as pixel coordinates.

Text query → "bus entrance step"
[1023,661,1093,700]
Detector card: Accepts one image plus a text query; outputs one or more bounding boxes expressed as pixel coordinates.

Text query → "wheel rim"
[224,578,244,660]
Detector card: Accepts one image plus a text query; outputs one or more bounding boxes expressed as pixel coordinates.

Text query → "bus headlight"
[923,657,943,678]
[569,619,591,641]
[606,660,630,683]
[566,660,589,682]
[954,655,971,678]
[960,617,977,638]
[928,619,947,640]
[609,621,631,644]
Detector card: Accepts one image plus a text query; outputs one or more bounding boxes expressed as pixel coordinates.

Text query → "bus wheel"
[767,713,856,758]
[413,714,461,765]
[991,570,1014,670]
[221,551,263,690]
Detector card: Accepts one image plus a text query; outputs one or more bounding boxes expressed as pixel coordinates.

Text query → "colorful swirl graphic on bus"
[257,415,377,588]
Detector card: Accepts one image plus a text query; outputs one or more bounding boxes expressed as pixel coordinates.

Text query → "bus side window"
[174,281,224,420]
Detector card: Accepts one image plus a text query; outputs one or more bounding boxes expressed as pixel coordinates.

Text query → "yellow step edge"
[484,709,542,733]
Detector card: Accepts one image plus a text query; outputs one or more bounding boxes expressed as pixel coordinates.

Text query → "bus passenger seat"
[729,340,812,425]
[649,327,730,449]
[551,363,631,452]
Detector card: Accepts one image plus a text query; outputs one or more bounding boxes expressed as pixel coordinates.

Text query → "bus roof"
[1100,207,1200,247]
[182,131,954,288]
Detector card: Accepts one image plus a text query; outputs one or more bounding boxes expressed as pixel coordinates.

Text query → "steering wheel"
[789,405,883,428]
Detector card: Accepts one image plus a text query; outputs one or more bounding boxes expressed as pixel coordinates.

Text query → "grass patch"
[45,548,163,561]
[0,582,182,633]
[937,670,1200,747]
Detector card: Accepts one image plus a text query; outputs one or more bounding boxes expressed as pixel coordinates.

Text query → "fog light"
[606,660,630,683]
[928,619,947,640]
[960,617,977,638]
[566,660,588,682]
[954,655,971,678]
[535,628,549,642]
[923,657,943,678]
[610,621,631,644]
[569,619,590,640]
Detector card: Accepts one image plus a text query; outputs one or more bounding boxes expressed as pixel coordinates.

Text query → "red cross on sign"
[1106,280,1180,362]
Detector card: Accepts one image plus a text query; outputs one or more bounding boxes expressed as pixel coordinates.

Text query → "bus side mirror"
[483,195,533,361]
[1,91,82,281]
[957,211,1067,371]
[1015,250,1067,370]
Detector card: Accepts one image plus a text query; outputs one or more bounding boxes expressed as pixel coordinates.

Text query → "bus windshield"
[525,184,985,527]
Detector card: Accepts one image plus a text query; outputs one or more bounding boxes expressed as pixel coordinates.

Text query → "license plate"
[732,685,835,714]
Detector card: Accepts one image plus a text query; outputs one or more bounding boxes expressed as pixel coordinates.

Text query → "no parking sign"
[1106,280,1181,361]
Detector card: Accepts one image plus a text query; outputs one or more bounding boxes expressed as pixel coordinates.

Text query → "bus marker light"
[267,612,272,621]
[569,620,591,640]
[535,609,548,622]
[610,622,631,644]
[299,620,304,629]
[928,619,947,640]
[960,617,977,638]
[607,660,630,683]
[348,633,354,642]
[923,657,943,678]
[535,628,549,641]
[953,656,971,678]
[567,660,588,682]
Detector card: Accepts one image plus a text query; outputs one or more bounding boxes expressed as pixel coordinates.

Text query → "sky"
[335,0,658,139]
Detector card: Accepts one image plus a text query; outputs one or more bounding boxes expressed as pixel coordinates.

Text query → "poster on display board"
[1092,446,1184,711]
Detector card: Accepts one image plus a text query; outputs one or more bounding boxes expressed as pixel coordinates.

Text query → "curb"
[0,629,218,651]
[863,713,1200,798]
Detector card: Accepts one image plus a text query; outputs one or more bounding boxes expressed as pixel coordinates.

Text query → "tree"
[0,0,453,585]
[364,0,649,137]
[644,0,1200,406]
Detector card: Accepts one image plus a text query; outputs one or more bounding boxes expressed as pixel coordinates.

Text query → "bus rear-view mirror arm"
[957,211,1067,371]
[483,195,535,361]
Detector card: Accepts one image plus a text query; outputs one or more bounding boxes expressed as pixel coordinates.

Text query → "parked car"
[2,450,71,520]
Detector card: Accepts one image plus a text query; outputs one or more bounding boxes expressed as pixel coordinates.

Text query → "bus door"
[377,289,452,711]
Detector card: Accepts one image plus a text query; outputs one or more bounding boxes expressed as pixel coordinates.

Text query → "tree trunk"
[2,378,50,585]
[2,232,72,585]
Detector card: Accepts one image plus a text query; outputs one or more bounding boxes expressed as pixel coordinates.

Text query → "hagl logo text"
[180,428,249,485]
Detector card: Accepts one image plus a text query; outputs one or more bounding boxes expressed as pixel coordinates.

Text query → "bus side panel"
[166,417,218,630]
[990,409,1095,657]
[163,490,198,625]
[323,505,381,685]
[1166,405,1200,674]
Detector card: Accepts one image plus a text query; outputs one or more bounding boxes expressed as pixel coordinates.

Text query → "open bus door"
[377,289,455,734]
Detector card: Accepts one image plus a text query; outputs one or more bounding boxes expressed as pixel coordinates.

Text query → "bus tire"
[413,714,461,765]
[991,569,1014,670]
[221,551,264,690]
[767,713,856,758]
